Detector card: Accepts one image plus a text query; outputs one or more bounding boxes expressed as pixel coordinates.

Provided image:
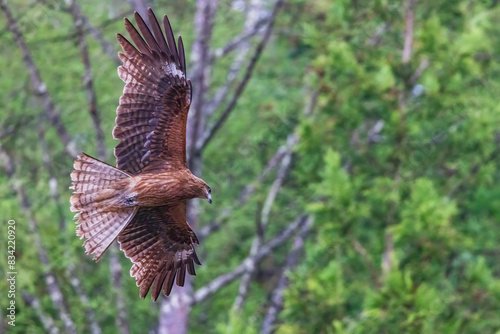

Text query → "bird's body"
[121,169,208,207]
[85,168,204,209]
[70,9,211,301]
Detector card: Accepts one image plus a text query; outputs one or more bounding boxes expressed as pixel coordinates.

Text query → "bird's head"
[190,175,212,204]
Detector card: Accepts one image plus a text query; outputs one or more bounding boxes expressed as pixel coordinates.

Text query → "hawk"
[70,9,212,301]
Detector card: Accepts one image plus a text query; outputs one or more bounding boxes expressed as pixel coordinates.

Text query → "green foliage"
[280,0,500,333]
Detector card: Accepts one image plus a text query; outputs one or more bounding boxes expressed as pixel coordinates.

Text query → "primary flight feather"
[70,9,212,301]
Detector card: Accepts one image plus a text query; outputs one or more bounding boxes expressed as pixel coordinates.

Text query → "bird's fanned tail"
[70,153,138,261]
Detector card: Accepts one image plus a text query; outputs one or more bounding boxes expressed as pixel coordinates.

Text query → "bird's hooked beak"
[207,192,212,204]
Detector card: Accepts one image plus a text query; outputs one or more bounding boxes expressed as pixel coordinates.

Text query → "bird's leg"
[124,195,138,207]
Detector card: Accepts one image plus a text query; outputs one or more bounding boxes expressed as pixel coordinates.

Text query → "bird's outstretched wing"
[117,202,201,300]
[113,9,192,175]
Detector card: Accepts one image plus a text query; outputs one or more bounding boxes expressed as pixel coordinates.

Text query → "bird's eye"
[208,188,211,193]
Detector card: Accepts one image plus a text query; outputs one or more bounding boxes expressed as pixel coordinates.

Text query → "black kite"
[70,9,211,301]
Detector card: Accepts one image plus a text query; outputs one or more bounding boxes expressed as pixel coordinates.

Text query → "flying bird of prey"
[70,9,212,301]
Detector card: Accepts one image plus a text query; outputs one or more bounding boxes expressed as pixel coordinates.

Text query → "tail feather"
[70,153,137,261]
[79,210,137,258]
[70,154,130,193]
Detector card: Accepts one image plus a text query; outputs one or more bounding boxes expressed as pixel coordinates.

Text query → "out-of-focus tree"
[280,1,500,333]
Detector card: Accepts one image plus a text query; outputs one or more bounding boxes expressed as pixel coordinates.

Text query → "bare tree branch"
[384,0,417,280]
[196,0,285,153]
[0,0,78,157]
[198,140,289,241]
[204,0,269,119]
[41,0,119,63]
[232,77,317,310]
[381,232,394,278]
[59,2,131,331]
[402,0,416,64]
[126,0,150,26]
[366,22,391,47]
[85,20,119,64]
[0,123,17,140]
[351,237,379,286]
[409,58,430,85]
[303,86,319,117]
[187,0,220,164]
[63,4,132,330]
[22,292,60,334]
[157,216,310,318]
[193,215,311,305]
[238,143,288,203]
[36,122,65,230]
[0,147,77,334]
[34,0,125,63]
[209,16,268,61]
[109,246,131,334]
[261,137,295,226]
[261,217,312,334]
[67,263,102,334]
[66,0,107,160]
[37,123,102,334]
[233,136,294,311]
[199,85,316,243]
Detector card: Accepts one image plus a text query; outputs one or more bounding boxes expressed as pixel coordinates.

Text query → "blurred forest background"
[1,0,500,333]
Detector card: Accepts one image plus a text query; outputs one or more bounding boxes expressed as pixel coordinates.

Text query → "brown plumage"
[70,9,211,301]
